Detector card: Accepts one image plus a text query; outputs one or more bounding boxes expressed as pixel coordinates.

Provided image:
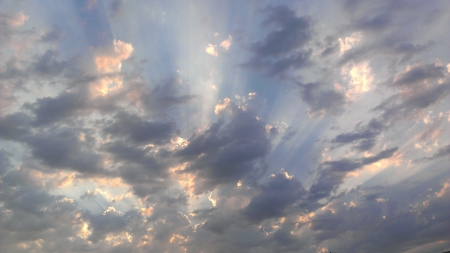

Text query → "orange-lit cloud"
[91,40,133,96]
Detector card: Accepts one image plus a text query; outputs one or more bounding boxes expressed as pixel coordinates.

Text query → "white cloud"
[205,43,218,56]
[220,35,232,50]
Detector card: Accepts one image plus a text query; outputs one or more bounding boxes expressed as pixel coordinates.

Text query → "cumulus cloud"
[175,100,272,194]
[244,5,312,77]
[242,172,306,223]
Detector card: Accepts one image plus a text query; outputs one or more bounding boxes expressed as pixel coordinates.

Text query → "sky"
[0,0,449,252]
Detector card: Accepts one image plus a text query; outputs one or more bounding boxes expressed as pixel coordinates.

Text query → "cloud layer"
[1,0,449,252]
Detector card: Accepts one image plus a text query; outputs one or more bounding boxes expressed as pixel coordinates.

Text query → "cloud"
[244,5,313,77]
[205,44,218,56]
[91,39,133,96]
[103,112,176,145]
[250,5,311,57]
[308,147,399,201]
[310,178,450,252]
[84,208,127,243]
[293,81,346,116]
[23,127,106,174]
[220,36,232,50]
[332,118,385,151]
[23,89,90,126]
[39,26,64,43]
[417,144,450,163]
[175,100,272,194]
[0,112,32,141]
[375,82,450,123]
[125,77,196,115]
[241,172,306,223]
[1,1,449,252]
[392,63,445,87]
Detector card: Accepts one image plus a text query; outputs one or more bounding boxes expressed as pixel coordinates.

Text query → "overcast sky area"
[1,0,450,252]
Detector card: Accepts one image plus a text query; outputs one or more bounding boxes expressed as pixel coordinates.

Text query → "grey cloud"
[40,26,64,43]
[32,49,68,77]
[176,103,271,194]
[101,141,171,197]
[0,112,32,141]
[129,77,196,114]
[251,5,311,57]
[332,118,385,151]
[321,36,340,57]
[338,39,431,67]
[0,149,13,176]
[295,81,346,116]
[0,163,86,252]
[335,0,445,66]
[308,147,398,201]
[392,63,445,87]
[415,116,446,142]
[266,51,312,77]
[0,11,35,45]
[23,127,105,174]
[310,177,450,253]
[2,168,43,189]
[375,82,450,122]
[84,210,127,243]
[0,57,28,113]
[23,89,90,126]
[242,173,306,223]
[354,13,391,31]
[431,144,450,159]
[417,144,450,163]
[244,5,313,77]
[103,112,176,145]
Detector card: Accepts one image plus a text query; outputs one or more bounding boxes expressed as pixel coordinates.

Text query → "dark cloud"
[251,5,311,57]
[430,144,450,160]
[392,63,445,87]
[0,170,84,252]
[84,209,127,243]
[375,82,450,122]
[127,77,196,115]
[244,5,313,77]
[102,141,171,197]
[241,172,306,223]
[0,112,32,141]
[0,1,448,252]
[103,112,176,145]
[321,36,340,57]
[294,81,346,116]
[176,102,271,194]
[32,49,68,77]
[332,118,385,151]
[354,13,391,31]
[310,177,450,252]
[417,144,450,163]
[23,89,90,126]
[23,127,105,174]
[308,147,398,201]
